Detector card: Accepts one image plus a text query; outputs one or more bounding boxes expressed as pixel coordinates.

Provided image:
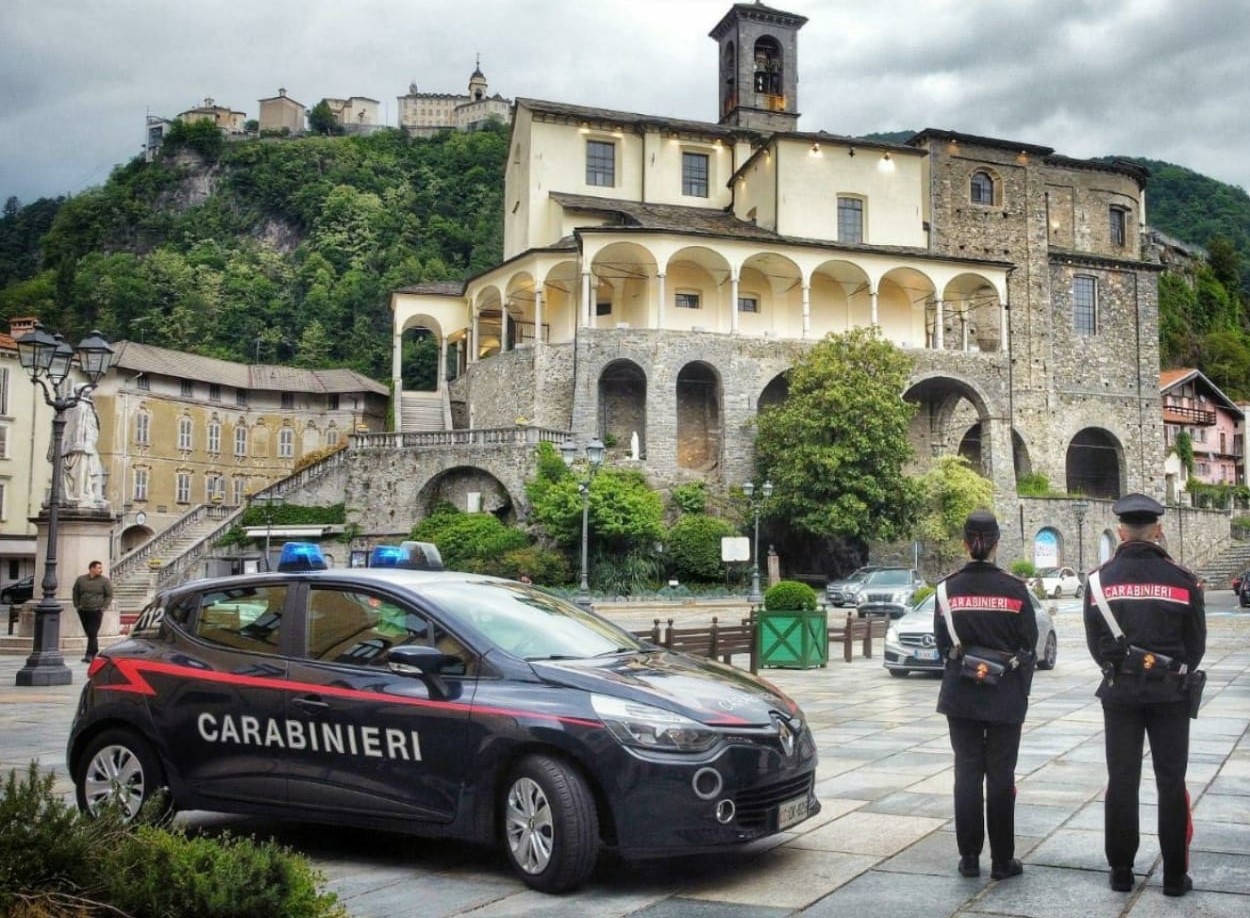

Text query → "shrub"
[913,584,935,605]
[670,482,708,515]
[764,580,817,611]
[1010,560,1036,579]
[665,514,738,581]
[411,509,528,571]
[469,546,571,584]
[591,547,664,596]
[1016,473,1050,497]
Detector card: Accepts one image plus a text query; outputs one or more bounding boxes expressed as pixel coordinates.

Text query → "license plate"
[777,794,809,830]
[915,648,940,661]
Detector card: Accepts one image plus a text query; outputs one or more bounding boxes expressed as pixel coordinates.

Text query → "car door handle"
[292,696,330,714]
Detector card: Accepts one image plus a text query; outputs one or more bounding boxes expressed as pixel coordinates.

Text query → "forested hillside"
[0,120,507,380]
[1,122,1248,394]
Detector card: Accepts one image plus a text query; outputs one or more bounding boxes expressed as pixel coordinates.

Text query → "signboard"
[721,536,750,562]
[1033,528,1059,568]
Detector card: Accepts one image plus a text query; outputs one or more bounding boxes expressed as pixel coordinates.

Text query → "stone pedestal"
[23,507,119,653]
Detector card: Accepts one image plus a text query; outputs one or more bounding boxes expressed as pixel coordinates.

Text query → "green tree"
[308,101,343,136]
[913,456,995,574]
[665,514,738,581]
[754,327,919,541]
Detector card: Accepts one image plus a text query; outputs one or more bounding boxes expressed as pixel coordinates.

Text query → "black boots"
[990,859,1023,880]
[958,855,980,877]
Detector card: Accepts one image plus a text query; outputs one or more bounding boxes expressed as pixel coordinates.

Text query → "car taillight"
[87,657,108,678]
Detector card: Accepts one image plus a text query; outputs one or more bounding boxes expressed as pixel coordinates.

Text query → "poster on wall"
[1033,528,1059,568]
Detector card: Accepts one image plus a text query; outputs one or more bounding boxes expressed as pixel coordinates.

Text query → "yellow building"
[91,342,388,550]
[258,87,306,135]
[177,97,247,134]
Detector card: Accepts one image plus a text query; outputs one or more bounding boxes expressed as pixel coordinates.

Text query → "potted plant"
[759,580,827,669]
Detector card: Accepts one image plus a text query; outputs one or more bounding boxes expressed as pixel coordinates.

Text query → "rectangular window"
[133,468,148,501]
[209,384,221,402]
[0,425,7,458]
[278,428,294,459]
[178,418,193,451]
[328,393,340,411]
[281,392,295,410]
[0,482,6,522]
[676,292,701,310]
[234,426,248,457]
[1110,207,1127,247]
[180,380,193,398]
[207,423,221,454]
[233,477,246,506]
[0,367,8,415]
[837,197,864,243]
[195,584,288,654]
[236,389,248,407]
[682,152,709,197]
[596,300,612,316]
[586,140,615,187]
[1073,275,1097,335]
[738,295,759,313]
[175,472,191,504]
[135,413,150,446]
[137,375,150,391]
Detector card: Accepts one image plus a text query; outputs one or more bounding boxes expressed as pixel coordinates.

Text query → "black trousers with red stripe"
[947,717,1021,864]
[1102,699,1191,878]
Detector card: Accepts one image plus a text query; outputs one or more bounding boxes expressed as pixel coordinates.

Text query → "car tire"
[501,754,599,893]
[1051,586,1062,599]
[888,669,909,678]
[1037,632,1058,670]
[75,728,170,821]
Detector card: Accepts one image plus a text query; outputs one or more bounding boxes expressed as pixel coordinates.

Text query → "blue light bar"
[277,542,328,572]
[399,541,445,571]
[369,545,407,568]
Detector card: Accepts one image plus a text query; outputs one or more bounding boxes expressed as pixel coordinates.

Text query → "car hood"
[893,608,936,633]
[529,650,800,727]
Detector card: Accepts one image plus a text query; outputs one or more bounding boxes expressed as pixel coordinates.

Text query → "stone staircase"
[400,391,449,432]
[1196,539,1250,590]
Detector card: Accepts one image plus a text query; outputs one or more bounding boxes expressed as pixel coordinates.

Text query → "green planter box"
[758,606,828,669]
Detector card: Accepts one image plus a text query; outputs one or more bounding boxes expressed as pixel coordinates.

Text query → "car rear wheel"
[76,729,169,821]
[1051,586,1062,599]
[501,755,599,893]
[1037,632,1058,670]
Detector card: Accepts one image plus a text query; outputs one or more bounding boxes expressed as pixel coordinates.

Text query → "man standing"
[73,560,113,663]
[1084,494,1206,898]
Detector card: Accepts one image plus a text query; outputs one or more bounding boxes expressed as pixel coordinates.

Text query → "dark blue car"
[68,564,818,893]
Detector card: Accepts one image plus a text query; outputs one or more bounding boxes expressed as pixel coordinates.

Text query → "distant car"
[826,565,881,607]
[1239,576,1250,608]
[853,568,927,619]
[1234,570,1250,593]
[1032,566,1082,599]
[884,590,1058,677]
[0,575,34,606]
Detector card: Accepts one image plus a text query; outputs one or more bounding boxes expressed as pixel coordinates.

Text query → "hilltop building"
[177,97,247,134]
[258,88,306,135]
[397,58,512,137]
[387,1,1167,565]
[324,96,381,133]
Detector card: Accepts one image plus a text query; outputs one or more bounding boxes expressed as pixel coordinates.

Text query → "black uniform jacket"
[935,560,1038,724]
[1083,540,1206,705]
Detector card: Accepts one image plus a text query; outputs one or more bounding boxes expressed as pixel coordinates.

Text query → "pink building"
[1160,368,1244,497]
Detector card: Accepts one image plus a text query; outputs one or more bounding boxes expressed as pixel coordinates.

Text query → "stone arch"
[957,425,1032,480]
[879,266,936,349]
[1032,525,1062,569]
[809,258,871,335]
[598,359,647,459]
[666,246,732,331]
[1013,430,1032,479]
[942,274,1004,353]
[752,36,784,95]
[739,251,803,338]
[504,271,538,348]
[676,360,723,471]
[473,285,505,358]
[120,524,154,554]
[419,465,516,523]
[903,374,992,460]
[542,259,581,345]
[758,371,790,413]
[399,313,445,391]
[591,242,658,330]
[1066,428,1124,499]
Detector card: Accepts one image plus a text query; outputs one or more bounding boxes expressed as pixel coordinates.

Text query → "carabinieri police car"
[68,544,819,893]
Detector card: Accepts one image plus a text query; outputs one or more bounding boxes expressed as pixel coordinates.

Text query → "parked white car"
[1032,566,1082,598]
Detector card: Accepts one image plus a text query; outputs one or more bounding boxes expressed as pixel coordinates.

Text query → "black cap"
[1112,492,1165,525]
[964,509,1000,540]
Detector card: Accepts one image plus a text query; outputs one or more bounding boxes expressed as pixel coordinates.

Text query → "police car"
[68,544,819,893]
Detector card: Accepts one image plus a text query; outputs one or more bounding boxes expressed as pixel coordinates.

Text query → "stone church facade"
[386,2,1164,563]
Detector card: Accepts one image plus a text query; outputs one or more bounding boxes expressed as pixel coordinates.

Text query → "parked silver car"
[853,567,927,619]
[883,590,1058,677]
[826,565,881,607]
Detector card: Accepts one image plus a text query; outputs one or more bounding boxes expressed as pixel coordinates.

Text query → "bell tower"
[709,2,807,133]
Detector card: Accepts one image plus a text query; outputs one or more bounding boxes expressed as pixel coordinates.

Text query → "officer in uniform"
[1083,493,1206,897]
[935,510,1037,881]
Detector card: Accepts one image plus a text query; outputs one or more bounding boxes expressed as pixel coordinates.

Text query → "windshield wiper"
[594,646,642,657]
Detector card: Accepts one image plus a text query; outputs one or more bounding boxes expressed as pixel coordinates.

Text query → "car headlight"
[886,624,899,644]
[591,695,721,753]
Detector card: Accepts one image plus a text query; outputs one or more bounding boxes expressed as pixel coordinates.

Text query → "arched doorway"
[1066,429,1123,498]
[419,466,515,522]
[599,360,647,459]
[676,362,722,471]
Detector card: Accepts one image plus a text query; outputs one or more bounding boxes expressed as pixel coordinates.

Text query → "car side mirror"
[388,644,465,677]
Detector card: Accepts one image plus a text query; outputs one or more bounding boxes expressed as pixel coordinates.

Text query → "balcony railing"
[1163,404,1216,426]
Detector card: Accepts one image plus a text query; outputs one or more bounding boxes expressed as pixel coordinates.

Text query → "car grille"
[899,633,934,648]
[863,592,898,603]
[734,773,813,830]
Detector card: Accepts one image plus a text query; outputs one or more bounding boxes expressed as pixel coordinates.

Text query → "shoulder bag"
[936,582,1017,686]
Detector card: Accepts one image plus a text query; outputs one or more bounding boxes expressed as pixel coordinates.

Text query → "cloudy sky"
[3,0,1248,204]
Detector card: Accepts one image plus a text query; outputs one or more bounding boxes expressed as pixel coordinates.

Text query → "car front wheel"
[76,729,169,821]
[888,669,909,678]
[1051,585,1062,599]
[501,755,599,893]
[1037,632,1058,670]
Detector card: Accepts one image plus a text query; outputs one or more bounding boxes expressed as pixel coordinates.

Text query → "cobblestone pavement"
[2,599,1248,917]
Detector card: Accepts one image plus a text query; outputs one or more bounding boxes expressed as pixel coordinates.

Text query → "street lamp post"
[251,493,286,571]
[743,479,773,604]
[15,325,114,687]
[560,437,605,609]
[1073,499,1089,574]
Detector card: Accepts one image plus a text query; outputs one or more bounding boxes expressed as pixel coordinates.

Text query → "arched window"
[753,37,783,96]
[970,171,995,205]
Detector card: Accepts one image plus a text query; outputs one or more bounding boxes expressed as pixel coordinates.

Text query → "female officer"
[935,510,1037,881]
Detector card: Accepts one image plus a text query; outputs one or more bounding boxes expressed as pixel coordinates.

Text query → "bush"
[473,546,571,584]
[665,514,738,581]
[1010,559,1036,579]
[411,509,529,571]
[0,763,344,918]
[1016,473,1050,497]
[764,580,817,611]
[913,584,935,605]
[670,482,708,515]
[591,547,664,596]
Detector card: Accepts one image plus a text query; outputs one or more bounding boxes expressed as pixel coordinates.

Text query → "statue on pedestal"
[58,393,107,508]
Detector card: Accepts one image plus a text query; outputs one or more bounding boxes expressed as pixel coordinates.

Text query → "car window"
[306,586,474,672]
[420,581,645,660]
[866,569,911,586]
[194,585,288,654]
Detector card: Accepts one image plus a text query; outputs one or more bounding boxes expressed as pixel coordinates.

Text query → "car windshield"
[419,581,646,661]
[1035,568,1060,578]
[864,569,911,586]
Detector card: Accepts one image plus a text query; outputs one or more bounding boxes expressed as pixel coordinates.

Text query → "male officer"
[1084,493,1205,898]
